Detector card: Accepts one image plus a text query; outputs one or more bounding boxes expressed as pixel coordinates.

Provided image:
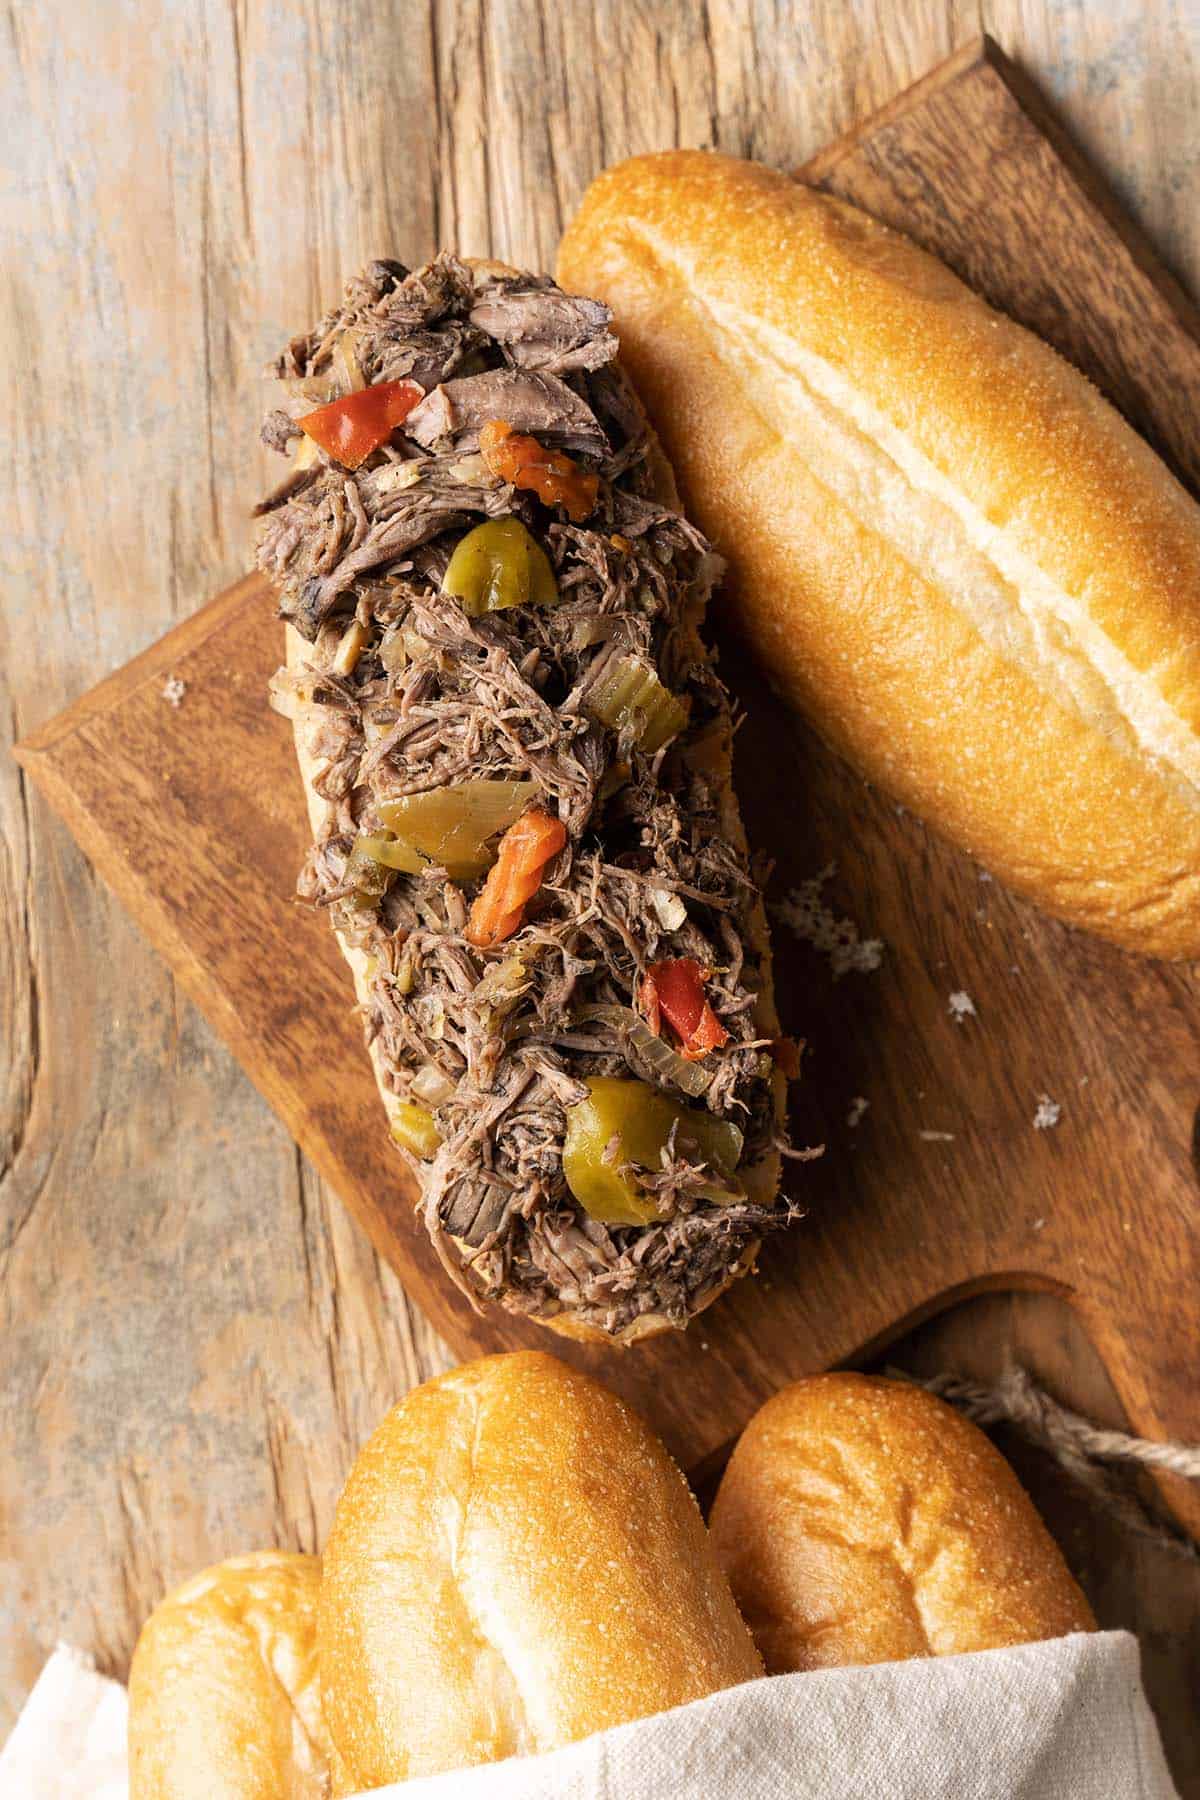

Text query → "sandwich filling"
[256,255,797,1334]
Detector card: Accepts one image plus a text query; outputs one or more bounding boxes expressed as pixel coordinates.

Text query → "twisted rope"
[887,1364,1200,1561]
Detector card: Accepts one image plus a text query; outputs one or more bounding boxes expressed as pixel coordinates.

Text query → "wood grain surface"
[3,1,1199,1786]
[17,33,1200,1490]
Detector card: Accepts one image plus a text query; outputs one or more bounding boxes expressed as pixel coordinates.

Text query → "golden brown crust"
[281,267,785,1337]
[319,1351,763,1789]
[558,150,1200,958]
[127,1551,327,1799]
[708,1373,1095,1673]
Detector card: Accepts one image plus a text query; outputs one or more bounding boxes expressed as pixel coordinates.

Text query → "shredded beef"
[406,369,609,456]
[368,322,486,394]
[261,407,301,454]
[468,277,617,374]
[256,253,802,1335]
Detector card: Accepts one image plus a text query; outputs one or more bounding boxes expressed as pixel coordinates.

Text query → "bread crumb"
[948,990,976,1023]
[774,864,885,978]
[1032,1217,1045,1232]
[1033,1094,1061,1130]
[846,1095,869,1129]
[161,675,187,707]
[919,1129,955,1142]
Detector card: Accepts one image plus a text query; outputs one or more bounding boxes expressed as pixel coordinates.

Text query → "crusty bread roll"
[319,1350,762,1789]
[558,151,1200,958]
[708,1373,1095,1672]
[127,1550,327,1799]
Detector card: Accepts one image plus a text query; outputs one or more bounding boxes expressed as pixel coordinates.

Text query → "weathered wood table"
[3,1,1198,1788]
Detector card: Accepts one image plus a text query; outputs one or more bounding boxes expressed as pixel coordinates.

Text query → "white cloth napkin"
[0,1646,128,1799]
[1,1631,1177,1799]
[394,1632,1178,1800]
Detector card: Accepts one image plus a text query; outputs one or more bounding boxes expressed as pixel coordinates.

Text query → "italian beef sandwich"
[254,256,800,1342]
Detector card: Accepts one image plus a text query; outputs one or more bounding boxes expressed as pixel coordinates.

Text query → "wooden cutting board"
[17,38,1200,1526]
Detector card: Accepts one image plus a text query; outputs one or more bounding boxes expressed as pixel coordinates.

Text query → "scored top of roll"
[708,1372,1095,1673]
[558,150,1200,957]
[318,1350,762,1790]
[127,1550,327,1800]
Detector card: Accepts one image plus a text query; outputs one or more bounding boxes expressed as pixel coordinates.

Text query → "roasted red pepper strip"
[299,379,424,470]
[479,419,599,521]
[641,958,730,1061]
[466,809,567,948]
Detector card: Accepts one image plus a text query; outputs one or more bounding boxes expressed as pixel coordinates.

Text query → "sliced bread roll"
[258,254,793,1341]
[559,151,1200,959]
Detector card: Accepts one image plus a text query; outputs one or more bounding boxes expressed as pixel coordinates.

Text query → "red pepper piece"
[479,419,599,521]
[299,379,424,470]
[466,809,567,948]
[641,958,730,1062]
